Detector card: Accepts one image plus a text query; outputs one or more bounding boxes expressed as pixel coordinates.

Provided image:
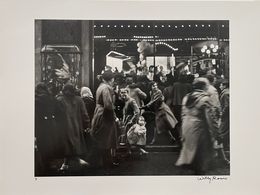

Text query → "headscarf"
[80,87,93,98]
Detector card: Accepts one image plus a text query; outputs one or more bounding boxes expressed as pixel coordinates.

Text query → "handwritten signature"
[197,176,228,183]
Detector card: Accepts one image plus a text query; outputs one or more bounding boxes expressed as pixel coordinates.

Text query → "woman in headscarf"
[175,78,219,174]
[56,83,90,170]
[144,81,178,144]
[81,86,95,123]
[35,82,61,175]
[90,70,118,168]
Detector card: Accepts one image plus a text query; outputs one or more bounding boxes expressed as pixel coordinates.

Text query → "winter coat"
[207,84,221,123]
[35,93,62,159]
[122,97,140,128]
[175,90,218,168]
[171,82,192,106]
[147,89,178,133]
[219,88,229,140]
[56,94,90,156]
[90,83,117,149]
[82,96,95,123]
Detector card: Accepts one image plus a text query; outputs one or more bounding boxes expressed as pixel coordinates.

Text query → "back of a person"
[181,91,209,134]
[128,87,146,107]
[172,82,192,106]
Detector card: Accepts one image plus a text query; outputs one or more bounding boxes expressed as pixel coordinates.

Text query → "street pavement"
[40,149,230,177]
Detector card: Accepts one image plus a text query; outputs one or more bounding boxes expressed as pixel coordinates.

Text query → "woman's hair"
[62,83,75,97]
[149,81,157,88]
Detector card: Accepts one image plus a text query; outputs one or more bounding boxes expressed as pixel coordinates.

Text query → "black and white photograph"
[2,1,260,195]
[35,20,230,176]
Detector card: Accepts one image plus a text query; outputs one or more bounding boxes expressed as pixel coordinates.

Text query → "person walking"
[175,78,219,174]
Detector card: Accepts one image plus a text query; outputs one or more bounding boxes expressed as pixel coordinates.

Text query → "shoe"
[78,158,90,167]
[139,148,149,155]
[149,139,156,145]
[59,163,69,171]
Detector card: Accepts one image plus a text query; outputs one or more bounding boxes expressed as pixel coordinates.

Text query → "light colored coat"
[176,90,218,168]
[90,83,117,149]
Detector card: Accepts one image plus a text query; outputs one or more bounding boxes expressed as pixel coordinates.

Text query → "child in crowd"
[127,116,148,155]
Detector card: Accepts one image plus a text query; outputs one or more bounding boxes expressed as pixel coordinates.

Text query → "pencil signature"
[197,176,228,183]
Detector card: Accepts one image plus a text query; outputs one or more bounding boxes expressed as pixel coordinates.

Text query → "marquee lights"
[94,24,227,28]
[155,42,178,51]
[95,37,227,42]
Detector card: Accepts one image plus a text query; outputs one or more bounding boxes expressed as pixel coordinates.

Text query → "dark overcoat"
[56,94,90,156]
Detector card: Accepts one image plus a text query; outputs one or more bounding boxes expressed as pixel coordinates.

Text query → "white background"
[1,1,260,195]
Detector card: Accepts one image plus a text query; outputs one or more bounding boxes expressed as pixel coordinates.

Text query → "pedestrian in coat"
[90,70,118,167]
[56,83,90,170]
[175,78,219,174]
[144,81,178,144]
[35,83,62,175]
[219,80,230,150]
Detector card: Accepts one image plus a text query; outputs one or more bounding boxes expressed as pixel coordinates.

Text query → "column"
[35,20,42,84]
[81,21,94,90]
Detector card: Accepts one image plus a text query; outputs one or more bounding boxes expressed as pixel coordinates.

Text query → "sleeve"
[147,90,164,107]
[220,92,229,116]
[136,88,147,100]
[102,87,114,111]
[79,98,90,129]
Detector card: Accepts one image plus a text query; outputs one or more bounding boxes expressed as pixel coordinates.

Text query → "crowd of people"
[35,65,230,175]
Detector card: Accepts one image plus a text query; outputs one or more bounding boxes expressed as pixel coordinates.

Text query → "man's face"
[120,90,128,100]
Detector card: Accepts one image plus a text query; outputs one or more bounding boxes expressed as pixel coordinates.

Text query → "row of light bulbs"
[94,24,226,28]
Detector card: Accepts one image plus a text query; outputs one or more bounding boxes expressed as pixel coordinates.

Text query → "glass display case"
[40,44,82,93]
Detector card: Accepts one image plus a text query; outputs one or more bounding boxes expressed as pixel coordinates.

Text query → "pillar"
[81,21,94,90]
[35,20,42,84]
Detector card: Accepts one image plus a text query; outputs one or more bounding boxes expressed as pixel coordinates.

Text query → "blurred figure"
[90,70,118,168]
[144,82,178,144]
[81,87,95,123]
[35,83,61,175]
[56,83,90,171]
[175,78,219,174]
